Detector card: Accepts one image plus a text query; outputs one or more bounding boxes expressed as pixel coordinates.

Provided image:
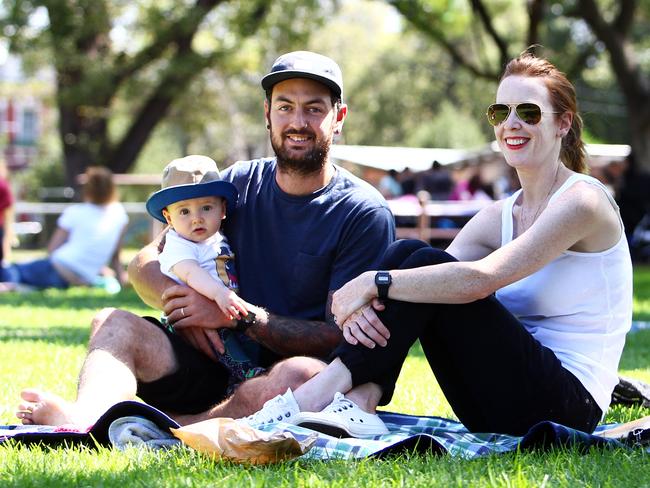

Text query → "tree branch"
[469,0,509,67]
[107,0,272,173]
[388,0,500,80]
[526,0,545,50]
[565,45,597,81]
[613,0,635,35]
[112,0,225,86]
[575,0,645,102]
[107,50,214,173]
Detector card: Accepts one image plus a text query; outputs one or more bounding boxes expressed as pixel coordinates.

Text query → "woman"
[244,53,633,437]
[0,166,129,291]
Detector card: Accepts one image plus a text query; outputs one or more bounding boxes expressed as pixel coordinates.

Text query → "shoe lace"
[323,393,356,414]
[244,396,294,425]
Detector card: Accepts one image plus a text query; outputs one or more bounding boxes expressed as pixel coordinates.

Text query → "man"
[17,51,395,427]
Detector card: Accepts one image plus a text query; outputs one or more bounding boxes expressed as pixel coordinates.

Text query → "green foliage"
[134,0,501,173]
[312,10,494,149]
[3,0,650,189]
[13,158,66,200]
[406,101,488,149]
[124,0,339,172]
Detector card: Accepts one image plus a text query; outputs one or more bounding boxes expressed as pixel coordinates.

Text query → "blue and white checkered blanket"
[253,411,647,459]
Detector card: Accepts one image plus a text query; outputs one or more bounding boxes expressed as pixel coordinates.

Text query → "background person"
[0,159,14,266]
[378,169,403,199]
[419,160,453,200]
[399,167,417,196]
[243,52,632,438]
[1,166,128,292]
[449,168,493,201]
[615,151,650,246]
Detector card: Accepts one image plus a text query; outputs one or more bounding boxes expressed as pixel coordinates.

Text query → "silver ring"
[181,307,185,317]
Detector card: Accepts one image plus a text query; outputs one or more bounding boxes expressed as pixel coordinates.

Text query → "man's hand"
[162,285,232,358]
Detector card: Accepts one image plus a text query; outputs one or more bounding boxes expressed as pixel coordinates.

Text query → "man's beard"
[271,126,332,176]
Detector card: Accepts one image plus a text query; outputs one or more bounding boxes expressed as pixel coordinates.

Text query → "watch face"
[376,271,391,284]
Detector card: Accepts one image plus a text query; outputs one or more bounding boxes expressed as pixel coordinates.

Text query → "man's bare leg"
[174,356,326,425]
[16,308,178,427]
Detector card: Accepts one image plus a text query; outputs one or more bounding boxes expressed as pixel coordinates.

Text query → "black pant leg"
[418,296,601,434]
[378,239,430,269]
[335,242,454,404]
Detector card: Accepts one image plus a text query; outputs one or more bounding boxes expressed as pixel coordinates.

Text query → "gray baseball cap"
[146,155,237,224]
[261,51,343,99]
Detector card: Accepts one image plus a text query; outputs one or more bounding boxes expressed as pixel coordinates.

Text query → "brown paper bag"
[171,418,317,464]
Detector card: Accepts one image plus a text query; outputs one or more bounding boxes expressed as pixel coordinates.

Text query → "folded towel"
[107,416,181,451]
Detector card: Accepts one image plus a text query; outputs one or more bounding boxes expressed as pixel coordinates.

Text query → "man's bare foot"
[16,389,87,427]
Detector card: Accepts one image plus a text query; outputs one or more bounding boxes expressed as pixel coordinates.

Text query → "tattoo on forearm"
[248,291,341,358]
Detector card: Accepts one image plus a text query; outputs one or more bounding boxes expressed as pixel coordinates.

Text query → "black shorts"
[136,317,233,415]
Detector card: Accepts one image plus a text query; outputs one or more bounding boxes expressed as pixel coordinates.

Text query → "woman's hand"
[341,300,390,348]
[332,271,376,326]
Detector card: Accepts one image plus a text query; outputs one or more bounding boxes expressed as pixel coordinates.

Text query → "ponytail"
[561,113,589,174]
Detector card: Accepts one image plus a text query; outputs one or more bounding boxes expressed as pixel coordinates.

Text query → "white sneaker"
[238,388,301,428]
[296,392,389,438]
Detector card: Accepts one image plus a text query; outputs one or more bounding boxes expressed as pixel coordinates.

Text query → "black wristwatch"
[375,271,392,300]
[234,310,257,333]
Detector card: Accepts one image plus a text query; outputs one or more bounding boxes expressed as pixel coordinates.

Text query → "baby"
[146,155,261,389]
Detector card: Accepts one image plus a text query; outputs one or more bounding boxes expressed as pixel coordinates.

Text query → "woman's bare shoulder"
[556,180,622,251]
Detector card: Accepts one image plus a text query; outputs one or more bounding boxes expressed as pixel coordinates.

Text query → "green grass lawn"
[1,262,649,486]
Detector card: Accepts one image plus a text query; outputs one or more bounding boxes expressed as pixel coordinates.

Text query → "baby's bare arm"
[172,259,249,318]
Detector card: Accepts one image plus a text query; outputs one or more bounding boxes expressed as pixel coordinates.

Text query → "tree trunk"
[628,107,650,172]
[574,0,650,171]
[58,100,110,194]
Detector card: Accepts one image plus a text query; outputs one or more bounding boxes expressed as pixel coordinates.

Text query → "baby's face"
[163,196,225,243]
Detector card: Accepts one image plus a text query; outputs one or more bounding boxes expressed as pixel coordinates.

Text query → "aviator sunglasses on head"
[486,103,560,127]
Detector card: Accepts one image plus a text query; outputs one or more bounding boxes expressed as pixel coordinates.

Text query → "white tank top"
[495,173,633,414]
